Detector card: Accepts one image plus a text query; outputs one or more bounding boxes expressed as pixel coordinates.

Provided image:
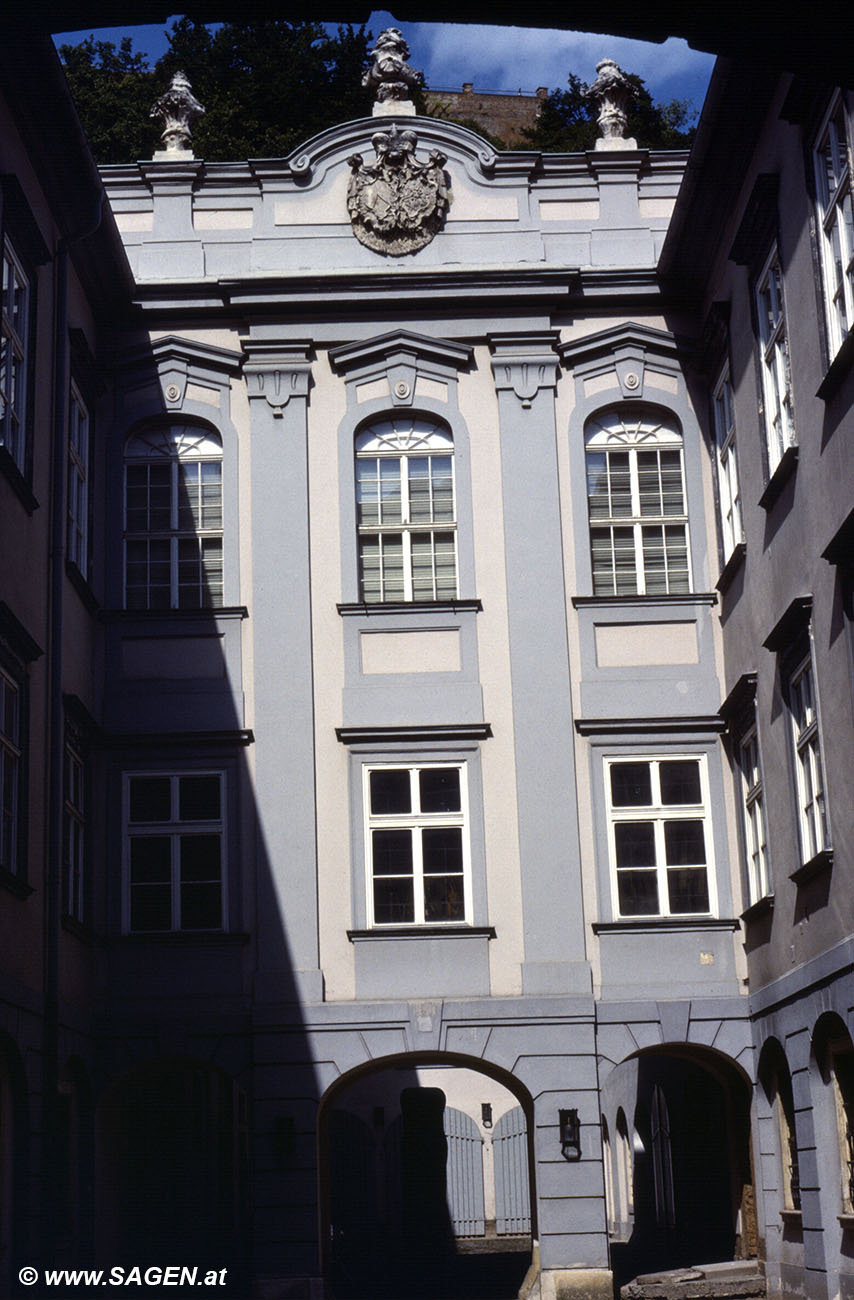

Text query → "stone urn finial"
[363,27,419,117]
[585,57,639,151]
[151,70,205,158]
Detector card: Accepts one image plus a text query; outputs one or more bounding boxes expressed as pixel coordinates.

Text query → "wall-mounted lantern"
[481,1102,493,1129]
[559,1108,581,1160]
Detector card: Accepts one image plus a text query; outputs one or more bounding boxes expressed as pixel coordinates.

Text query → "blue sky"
[54,11,716,113]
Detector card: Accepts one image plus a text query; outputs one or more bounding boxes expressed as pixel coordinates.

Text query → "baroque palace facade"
[0,25,853,1300]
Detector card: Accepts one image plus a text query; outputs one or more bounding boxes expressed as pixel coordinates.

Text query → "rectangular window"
[737,722,770,905]
[755,246,795,475]
[605,756,713,918]
[0,668,22,875]
[67,381,90,575]
[364,763,470,926]
[63,743,86,921]
[712,364,743,560]
[814,94,854,359]
[124,772,225,933]
[0,237,30,473]
[787,653,830,864]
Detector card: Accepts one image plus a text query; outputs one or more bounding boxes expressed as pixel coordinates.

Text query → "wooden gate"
[493,1105,531,1234]
[443,1106,485,1236]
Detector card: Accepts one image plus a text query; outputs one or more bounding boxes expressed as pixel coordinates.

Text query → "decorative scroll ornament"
[584,58,639,151]
[363,27,420,114]
[150,71,205,157]
[347,126,451,257]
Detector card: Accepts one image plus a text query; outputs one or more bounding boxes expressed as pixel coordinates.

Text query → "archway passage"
[603,1047,754,1288]
[96,1062,249,1289]
[320,1058,535,1299]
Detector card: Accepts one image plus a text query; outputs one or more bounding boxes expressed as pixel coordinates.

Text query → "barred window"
[585,410,690,596]
[124,425,223,610]
[355,418,457,603]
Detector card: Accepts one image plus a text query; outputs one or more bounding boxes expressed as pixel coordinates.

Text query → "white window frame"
[63,742,86,922]
[604,754,716,920]
[755,246,795,475]
[122,771,227,934]
[787,651,830,864]
[585,410,692,596]
[737,721,770,906]
[813,93,854,359]
[123,425,224,610]
[0,668,21,876]
[355,418,457,603]
[363,761,472,927]
[67,380,90,574]
[712,363,743,560]
[0,237,30,473]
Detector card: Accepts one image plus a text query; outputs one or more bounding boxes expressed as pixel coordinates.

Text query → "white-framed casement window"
[814,93,854,359]
[585,409,691,596]
[755,246,795,475]
[67,380,90,574]
[712,364,743,560]
[355,418,457,602]
[124,425,223,610]
[123,772,226,932]
[737,722,770,905]
[605,755,714,918]
[0,237,30,473]
[63,742,86,922]
[363,762,471,925]
[0,668,21,876]
[787,651,830,864]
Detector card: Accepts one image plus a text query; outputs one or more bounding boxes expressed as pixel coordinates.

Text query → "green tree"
[522,71,696,152]
[61,20,374,163]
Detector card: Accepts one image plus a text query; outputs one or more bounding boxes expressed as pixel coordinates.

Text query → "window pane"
[370,769,411,814]
[617,870,659,916]
[419,768,461,813]
[180,833,222,882]
[610,763,652,807]
[614,822,655,867]
[130,884,172,932]
[666,868,709,913]
[659,761,701,805]
[424,874,466,922]
[179,775,221,822]
[422,827,463,873]
[663,819,706,866]
[129,777,171,822]
[181,882,222,929]
[373,876,414,924]
[129,835,171,882]
[372,829,413,875]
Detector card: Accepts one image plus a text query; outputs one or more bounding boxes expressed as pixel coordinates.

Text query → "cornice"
[329,330,473,375]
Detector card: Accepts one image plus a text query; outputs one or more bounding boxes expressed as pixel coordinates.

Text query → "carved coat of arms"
[347,126,451,256]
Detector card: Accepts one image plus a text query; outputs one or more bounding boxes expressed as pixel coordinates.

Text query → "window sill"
[789,848,833,887]
[817,329,854,402]
[101,606,249,622]
[66,561,99,613]
[592,918,739,934]
[0,445,38,514]
[838,1213,854,1230]
[348,926,496,941]
[337,599,482,616]
[758,445,798,512]
[61,914,95,945]
[780,1209,802,1225]
[572,592,718,608]
[110,930,250,945]
[741,894,774,924]
[716,542,746,594]
[0,867,34,899]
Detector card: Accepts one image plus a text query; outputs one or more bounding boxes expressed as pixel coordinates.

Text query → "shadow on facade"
[602,1046,754,1290]
[319,1053,536,1299]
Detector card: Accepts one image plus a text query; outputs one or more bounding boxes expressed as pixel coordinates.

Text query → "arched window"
[355,418,456,603]
[124,425,223,610]
[616,1109,633,1223]
[585,408,690,596]
[601,1116,615,1232]
[760,1042,800,1212]
[813,1014,854,1213]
